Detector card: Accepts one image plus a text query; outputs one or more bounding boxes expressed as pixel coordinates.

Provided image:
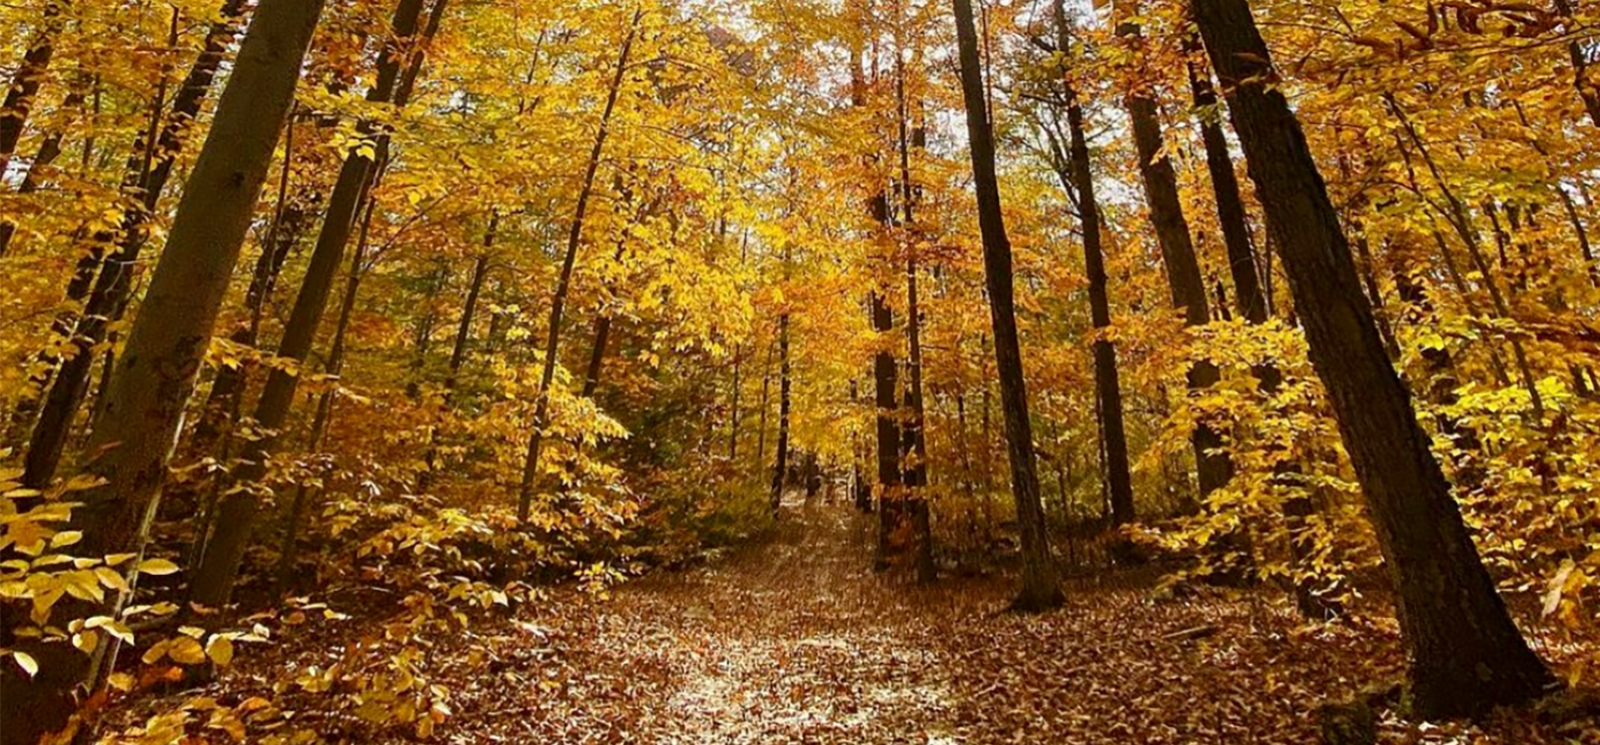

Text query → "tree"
[1190,0,1555,717]
[0,0,326,739]
[189,0,438,608]
[951,0,1060,611]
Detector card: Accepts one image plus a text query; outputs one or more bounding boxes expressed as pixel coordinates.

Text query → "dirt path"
[442,499,1433,744]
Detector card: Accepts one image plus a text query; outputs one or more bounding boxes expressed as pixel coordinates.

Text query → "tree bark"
[953,0,1060,610]
[0,0,325,740]
[1191,0,1554,717]
[189,0,435,608]
[274,186,373,592]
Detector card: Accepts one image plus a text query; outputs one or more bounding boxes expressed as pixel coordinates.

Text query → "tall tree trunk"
[870,284,902,559]
[770,312,791,514]
[189,0,437,608]
[193,109,304,451]
[1385,94,1544,422]
[1119,20,1231,503]
[20,0,250,489]
[895,30,934,581]
[1191,0,1554,717]
[953,0,1060,610]
[1050,5,1135,526]
[1192,47,1332,611]
[1553,0,1600,128]
[518,9,641,524]
[0,1,325,740]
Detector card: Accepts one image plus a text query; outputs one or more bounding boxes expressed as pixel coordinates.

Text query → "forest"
[0,0,1598,741]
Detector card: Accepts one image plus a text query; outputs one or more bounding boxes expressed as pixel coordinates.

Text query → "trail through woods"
[179,492,1576,745]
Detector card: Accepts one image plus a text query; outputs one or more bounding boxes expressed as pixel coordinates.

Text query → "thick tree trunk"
[1191,0,1554,717]
[517,10,640,524]
[0,1,325,740]
[20,0,250,489]
[189,0,435,608]
[953,0,1060,610]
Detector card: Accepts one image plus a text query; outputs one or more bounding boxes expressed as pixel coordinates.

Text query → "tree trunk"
[1053,62,1135,525]
[1190,0,1554,717]
[770,313,791,515]
[0,89,78,258]
[517,9,640,524]
[1119,20,1231,502]
[870,285,902,559]
[953,0,1060,610]
[0,0,64,174]
[896,38,935,582]
[1191,48,1333,612]
[0,0,325,740]
[193,110,305,451]
[274,186,373,593]
[189,0,435,608]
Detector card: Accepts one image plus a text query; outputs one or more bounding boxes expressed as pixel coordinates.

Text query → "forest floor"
[118,494,1598,744]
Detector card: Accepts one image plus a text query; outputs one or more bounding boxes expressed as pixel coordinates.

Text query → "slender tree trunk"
[1191,47,1334,611]
[1119,20,1231,503]
[0,89,79,258]
[1553,0,1600,128]
[518,9,640,524]
[189,0,436,608]
[274,186,374,592]
[1557,187,1597,286]
[1386,94,1544,423]
[0,0,64,175]
[1050,34,1135,527]
[0,1,325,740]
[953,0,1060,610]
[728,347,742,460]
[1191,0,1554,717]
[895,33,934,581]
[193,109,304,450]
[418,216,493,487]
[756,341,771,477]
[870,285,902,558]
[770,313,791,514]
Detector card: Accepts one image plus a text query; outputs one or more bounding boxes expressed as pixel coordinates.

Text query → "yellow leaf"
[169,636,206,665]
[206,636,234,667]
[138,558,181,576]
